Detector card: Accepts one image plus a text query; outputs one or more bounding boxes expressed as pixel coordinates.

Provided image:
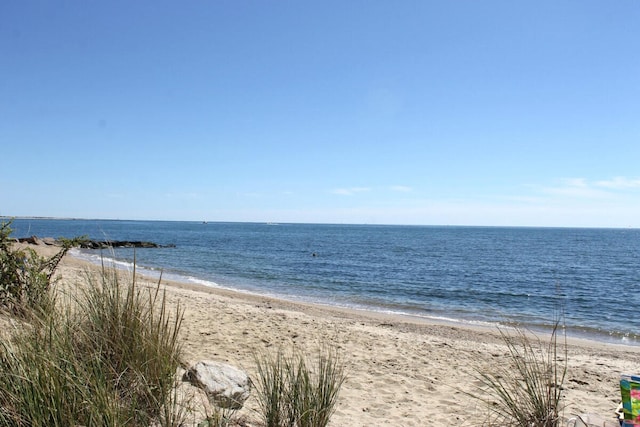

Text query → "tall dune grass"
[0,262,184,426]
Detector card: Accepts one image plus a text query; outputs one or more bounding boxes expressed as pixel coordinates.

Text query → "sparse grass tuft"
[254,346,346,427]
[472,321,567,427]
[197,407,242,427]
[254,348,289,427]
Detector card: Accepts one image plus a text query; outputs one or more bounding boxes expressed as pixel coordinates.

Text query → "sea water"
[7,218,640,345]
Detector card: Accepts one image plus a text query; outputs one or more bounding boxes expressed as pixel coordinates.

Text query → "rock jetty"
[16,236,175,249]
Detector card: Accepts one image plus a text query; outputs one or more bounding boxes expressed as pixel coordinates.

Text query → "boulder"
[171,367,216,426]
[18,236,41,245]
[182,361,251,409]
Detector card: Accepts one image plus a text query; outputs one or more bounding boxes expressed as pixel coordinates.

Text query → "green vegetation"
[0,220,185,426]
[0,220,74,316]
[473,322,567,427]
[197,407,241,427]
[254,346,346,427]
[0,272,184,426]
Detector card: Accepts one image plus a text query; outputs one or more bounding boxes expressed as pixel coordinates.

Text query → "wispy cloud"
[540,178,611,199]
[595,177,640,189]
[536,176,640,201]
[331,187,371,196]
[389,185,412,193]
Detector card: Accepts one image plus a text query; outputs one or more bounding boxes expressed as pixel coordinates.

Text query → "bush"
[473,321,567,427]
[0,261,184,426]
[254,346,346,427]
[0,220,81,317]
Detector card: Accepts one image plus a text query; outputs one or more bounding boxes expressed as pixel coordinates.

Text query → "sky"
[1,1,639,227]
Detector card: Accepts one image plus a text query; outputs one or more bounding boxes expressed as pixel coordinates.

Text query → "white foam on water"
[70,249,263,297]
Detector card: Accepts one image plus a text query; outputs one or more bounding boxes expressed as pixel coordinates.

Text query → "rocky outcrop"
[16,236,175,249]
[182,361,251,409]
[78,240,176,249]
[16,236,49,245]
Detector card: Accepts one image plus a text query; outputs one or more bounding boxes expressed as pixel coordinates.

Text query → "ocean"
[7,218,640,345]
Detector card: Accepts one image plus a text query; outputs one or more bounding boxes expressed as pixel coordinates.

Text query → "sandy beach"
[26,243,640,426]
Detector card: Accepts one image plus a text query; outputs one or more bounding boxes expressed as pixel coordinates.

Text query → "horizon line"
[2,215,637,231]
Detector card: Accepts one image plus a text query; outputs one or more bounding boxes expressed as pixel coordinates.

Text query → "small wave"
[70,249,165,281]
[180,276,229,290]
[70,249,282,299]
[365,307,501,328]
[70,249,132,269]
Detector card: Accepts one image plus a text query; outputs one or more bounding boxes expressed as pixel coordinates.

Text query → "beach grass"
[254,346,346,427]
[0,250,184,426]
[472,321,567,427]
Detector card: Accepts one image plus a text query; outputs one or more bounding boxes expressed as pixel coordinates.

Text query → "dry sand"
[24,244,640,426]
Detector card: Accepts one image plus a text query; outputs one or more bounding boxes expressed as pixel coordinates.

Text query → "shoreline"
[145,272,640,354]
[17,242,640,426]
[71,248,640,349]
[8,220,640,348]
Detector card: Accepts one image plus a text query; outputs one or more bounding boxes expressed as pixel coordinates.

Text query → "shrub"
[0,260,184,426]
[473,321,567,427]
[0,220,82,317]
[254,346,346,427]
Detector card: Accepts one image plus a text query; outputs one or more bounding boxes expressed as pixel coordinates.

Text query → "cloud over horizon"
[539,177,640,200]
[595,177,640,190]
[330,187,371,196]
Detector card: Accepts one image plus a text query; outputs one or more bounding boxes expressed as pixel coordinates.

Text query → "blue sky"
[2,1,639,227]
